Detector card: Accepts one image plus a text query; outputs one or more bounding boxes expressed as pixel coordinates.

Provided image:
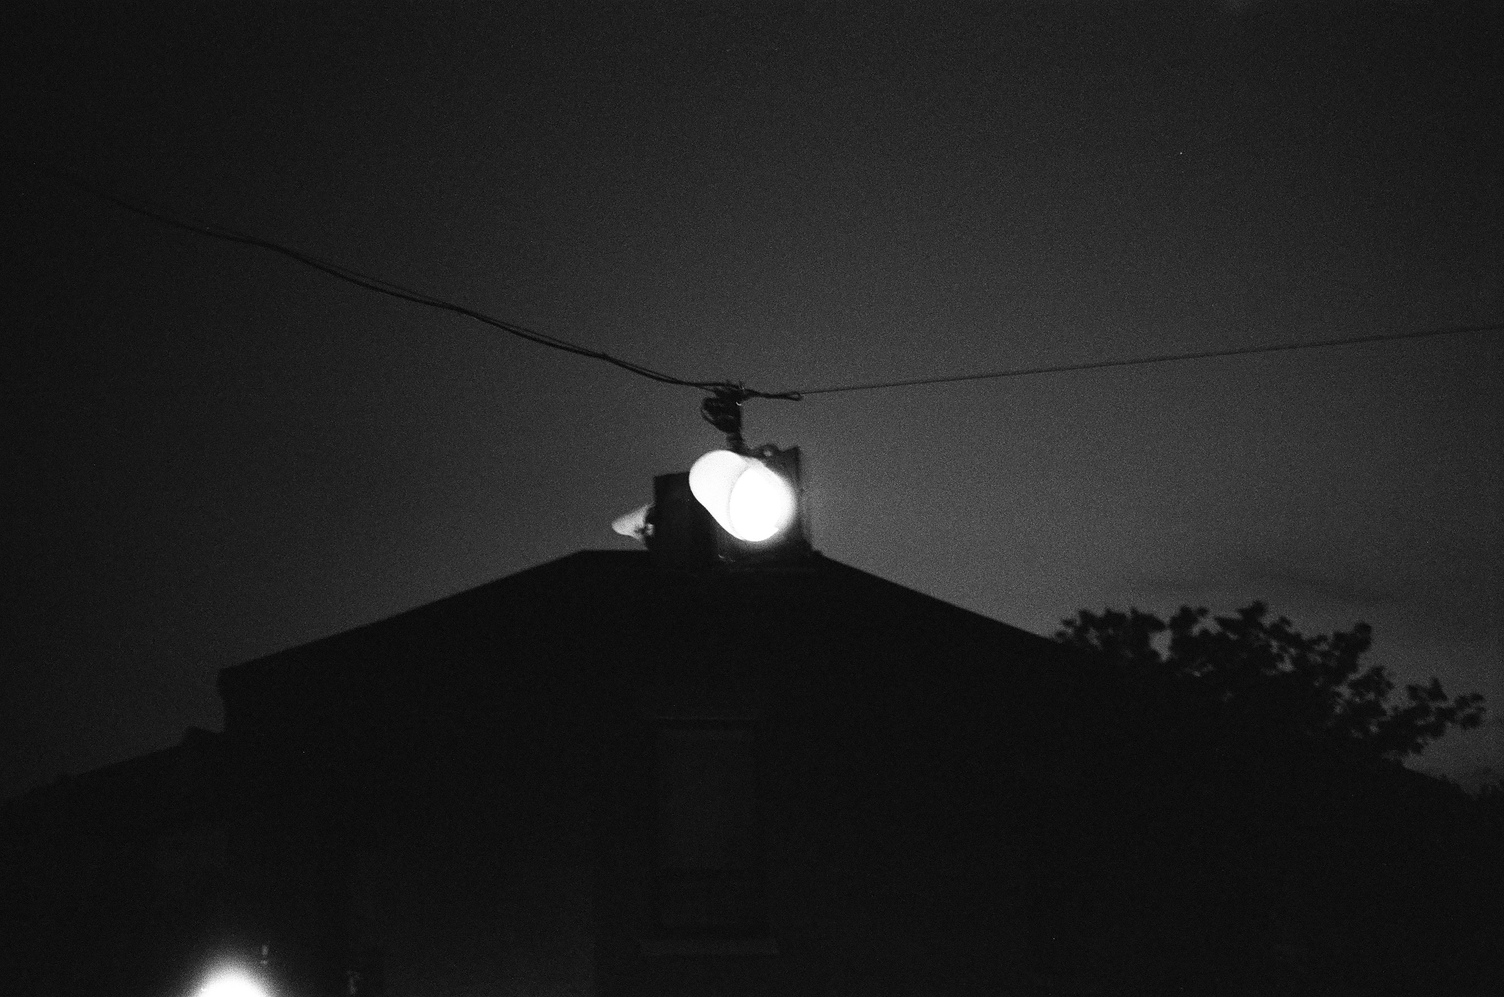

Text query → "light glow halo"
[195,968,272,997]
[689,449,797,542]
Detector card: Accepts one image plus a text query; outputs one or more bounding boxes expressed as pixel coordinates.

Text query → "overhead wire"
[9,157,1501,405]
[781,321,1504,397]
[7,158,798,399]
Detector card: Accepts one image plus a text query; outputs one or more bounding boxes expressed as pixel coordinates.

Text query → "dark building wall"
[586,557,1076,997]
[214,551,1085,997]
[218,559,604,996]
[0,730,230,997]
[8,551,1497,995]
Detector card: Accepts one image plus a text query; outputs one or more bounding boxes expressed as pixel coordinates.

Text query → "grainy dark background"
[3,0,1499,799]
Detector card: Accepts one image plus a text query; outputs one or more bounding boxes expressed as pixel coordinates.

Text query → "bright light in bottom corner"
[195,968,272,997]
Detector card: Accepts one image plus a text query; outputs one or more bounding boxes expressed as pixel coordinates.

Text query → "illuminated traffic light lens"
[689,450,797,542]
[726,460,796,541]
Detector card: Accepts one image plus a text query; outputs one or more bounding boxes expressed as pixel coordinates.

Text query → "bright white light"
[196,969,271,997]
[726,459,796,541]
[689,450,797,543]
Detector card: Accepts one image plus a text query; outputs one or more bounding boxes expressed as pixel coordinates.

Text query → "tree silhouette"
[1055,601,1485,762]
[1041,603,1500,994]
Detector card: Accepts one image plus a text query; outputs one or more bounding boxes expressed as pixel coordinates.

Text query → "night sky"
[4,0,1500,800]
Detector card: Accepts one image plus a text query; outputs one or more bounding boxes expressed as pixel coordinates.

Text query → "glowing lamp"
[689,449,797,543]
[195,969,272,997]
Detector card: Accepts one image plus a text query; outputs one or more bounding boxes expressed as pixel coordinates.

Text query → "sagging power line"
[784,321,1504,397]
[10,158,1501,407]
[9,159,795,402]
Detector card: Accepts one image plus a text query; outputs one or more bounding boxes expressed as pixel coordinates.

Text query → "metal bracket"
[701,386,749,453]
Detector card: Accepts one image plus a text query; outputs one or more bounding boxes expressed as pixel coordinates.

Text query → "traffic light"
[688,447,798,543]
[611,387,811,567]
[613,445,810,568]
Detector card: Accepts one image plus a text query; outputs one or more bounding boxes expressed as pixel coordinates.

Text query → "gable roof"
[219,549,1059,684]
[215,550,1084,744]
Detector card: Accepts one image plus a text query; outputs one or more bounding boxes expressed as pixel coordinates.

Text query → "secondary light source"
[194,968,272,997]
[689,449,798,543]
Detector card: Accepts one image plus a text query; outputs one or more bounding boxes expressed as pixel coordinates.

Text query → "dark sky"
[4,0,1500,799]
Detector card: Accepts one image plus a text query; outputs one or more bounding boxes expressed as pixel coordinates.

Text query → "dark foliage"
[1055,601,1485,761]
[1038,602,1500,995]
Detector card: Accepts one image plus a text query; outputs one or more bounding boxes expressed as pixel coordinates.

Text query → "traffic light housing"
[635,446,810,568]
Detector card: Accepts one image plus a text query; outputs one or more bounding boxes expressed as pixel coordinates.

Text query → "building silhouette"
[3,548,1102,997]
[5,546,1499,996]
